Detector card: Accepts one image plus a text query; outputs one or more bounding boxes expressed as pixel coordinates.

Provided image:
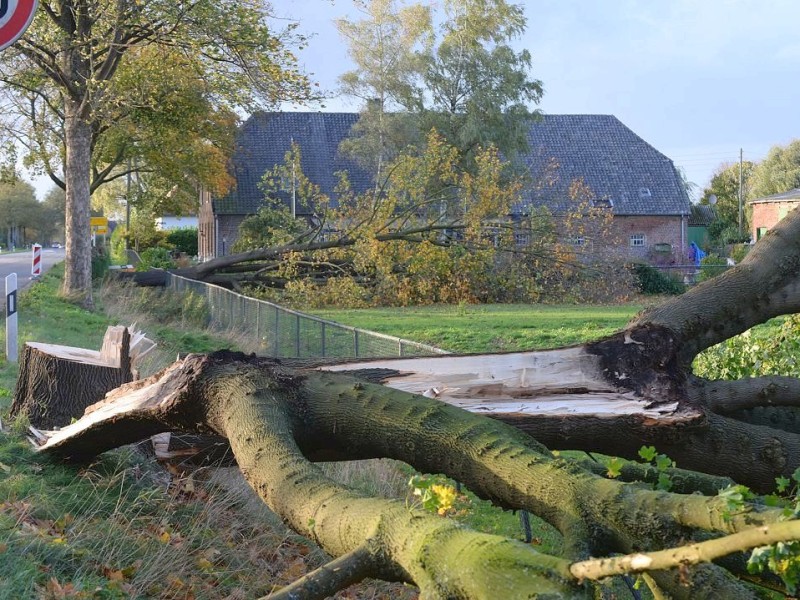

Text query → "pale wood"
[321,349,684,420]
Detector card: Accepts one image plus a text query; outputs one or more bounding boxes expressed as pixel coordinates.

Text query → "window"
[630,234,646,247]
[566,236,585,246]
[638,187,652,198]
[514,231,530,247]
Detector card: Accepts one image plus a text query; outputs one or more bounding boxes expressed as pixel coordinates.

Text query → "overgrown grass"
[311,303,644,352]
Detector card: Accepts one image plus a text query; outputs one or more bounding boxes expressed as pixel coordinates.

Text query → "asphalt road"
[0,247,65,293]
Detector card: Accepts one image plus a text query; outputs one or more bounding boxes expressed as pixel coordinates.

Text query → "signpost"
[31,243,42,277]
[91,216,108,247]
[0,0,39,51]
[5,273,17,362]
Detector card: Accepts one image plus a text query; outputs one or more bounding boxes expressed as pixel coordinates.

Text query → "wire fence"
[165,273,448,359]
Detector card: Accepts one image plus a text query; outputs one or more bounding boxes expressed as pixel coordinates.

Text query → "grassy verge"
[310,303,645,353]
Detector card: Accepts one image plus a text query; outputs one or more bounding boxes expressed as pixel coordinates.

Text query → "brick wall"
[751,201,800,241]
[610,215,687,261]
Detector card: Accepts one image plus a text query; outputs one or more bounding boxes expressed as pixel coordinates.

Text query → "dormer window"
[639,187,652,198]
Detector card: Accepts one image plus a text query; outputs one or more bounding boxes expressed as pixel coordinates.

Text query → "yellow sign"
[90,216,108,235]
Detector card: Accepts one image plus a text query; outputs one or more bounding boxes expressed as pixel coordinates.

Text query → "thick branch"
[691,375,800,415]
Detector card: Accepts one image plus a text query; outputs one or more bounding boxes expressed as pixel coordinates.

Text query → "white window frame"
[630,233,646,247]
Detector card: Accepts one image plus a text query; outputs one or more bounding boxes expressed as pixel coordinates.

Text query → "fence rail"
[166,273,447,359]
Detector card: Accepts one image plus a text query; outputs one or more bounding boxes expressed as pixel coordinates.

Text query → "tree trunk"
[63,99,94,307]
[33,352,790,599]
[10,328,133,429]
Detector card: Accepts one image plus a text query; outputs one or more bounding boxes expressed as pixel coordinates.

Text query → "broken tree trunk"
[32,352,791,599]
[10,326,155,429]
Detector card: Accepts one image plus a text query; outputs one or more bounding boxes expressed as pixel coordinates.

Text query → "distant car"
[52,243,62,248]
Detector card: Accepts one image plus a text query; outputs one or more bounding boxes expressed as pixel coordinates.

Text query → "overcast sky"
[273,0,800,199]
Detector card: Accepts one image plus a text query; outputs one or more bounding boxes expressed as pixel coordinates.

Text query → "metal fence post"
[354,329,359,357]
[295,314,301,357]
[274,304,280,357]
[321,322,326,357]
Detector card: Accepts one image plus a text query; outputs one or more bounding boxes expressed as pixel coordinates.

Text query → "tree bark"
[63,99,94,307]
[33,352,792,599]
[10,328,133,429]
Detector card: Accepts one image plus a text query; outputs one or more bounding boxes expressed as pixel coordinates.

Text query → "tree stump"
[10,326,139,429]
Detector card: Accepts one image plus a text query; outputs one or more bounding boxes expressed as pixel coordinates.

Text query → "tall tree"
[412,0,543,162]
[700,160,755,243]
[0,1,312,306]
[748,139,800,200]
[336,0,431,178]
[0,180,39,248]
[337,0,543,171]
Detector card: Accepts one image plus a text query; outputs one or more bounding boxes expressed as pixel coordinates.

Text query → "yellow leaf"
[196,557,213,570]
[159,531,171,543]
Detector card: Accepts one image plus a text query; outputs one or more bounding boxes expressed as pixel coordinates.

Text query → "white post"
[6,273,18,362]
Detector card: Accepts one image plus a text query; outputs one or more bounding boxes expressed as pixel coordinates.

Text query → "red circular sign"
[0,0,39,52]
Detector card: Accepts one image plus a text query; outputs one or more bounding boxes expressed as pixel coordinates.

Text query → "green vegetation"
[311,303,642,352]
[631,263,686,295]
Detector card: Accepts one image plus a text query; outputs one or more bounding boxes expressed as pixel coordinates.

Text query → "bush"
[631,263,685,295]
[110,225,128,265]
[729,243,750,264]
[91,246,110,280]
[165,228,198,256]
[696,254,729,283]
[136,247,176,271]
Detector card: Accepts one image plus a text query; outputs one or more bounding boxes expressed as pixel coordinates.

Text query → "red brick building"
[199,113,691,262]
[749,188,800,242]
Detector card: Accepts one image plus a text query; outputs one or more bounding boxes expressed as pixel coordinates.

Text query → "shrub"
[91,246,110,280]
[696,254,729,283]
[110,225,128,265]
[136,247,176,271]
[165,228,198,256]
[631,263,685,295]
[729,243,750,264]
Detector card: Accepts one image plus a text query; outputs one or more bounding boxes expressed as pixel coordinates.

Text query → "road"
[0,247,65,292]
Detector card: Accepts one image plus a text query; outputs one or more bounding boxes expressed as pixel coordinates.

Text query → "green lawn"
[311,303,645,353]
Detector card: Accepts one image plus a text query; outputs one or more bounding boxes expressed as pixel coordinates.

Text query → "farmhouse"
[749,188,800,242]
[199,112,690,262]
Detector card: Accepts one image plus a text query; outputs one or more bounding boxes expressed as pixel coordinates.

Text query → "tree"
[0,180,40,247]
[336,0,432,178]
[0,1,312,306]
[338,0,543,172]
[188,132,623,305]
[700,160,755,245]
[749,139,800,200]
[26,205,800,597]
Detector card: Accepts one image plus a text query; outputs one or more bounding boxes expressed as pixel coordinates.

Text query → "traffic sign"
[91,216,108,235]
[0,0,39,52]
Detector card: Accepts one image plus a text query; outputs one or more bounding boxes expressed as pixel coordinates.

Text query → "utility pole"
[738,148,744,237]
[125,158,131,249]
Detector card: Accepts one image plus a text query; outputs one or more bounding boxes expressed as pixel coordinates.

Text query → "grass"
[310,303,645,352]
[5,272,780,598]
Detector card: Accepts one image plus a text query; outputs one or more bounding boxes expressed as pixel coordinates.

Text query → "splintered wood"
[320,348,687,421]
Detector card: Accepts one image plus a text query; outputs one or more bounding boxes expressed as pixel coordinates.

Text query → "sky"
[268,0,800,200]
[21,0,800,199]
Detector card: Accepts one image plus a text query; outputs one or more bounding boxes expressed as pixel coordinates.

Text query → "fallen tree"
[19,208,800,597]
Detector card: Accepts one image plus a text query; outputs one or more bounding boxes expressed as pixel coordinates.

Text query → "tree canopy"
[749,139,800,200]
[0,0,314,305]
[337,0,543,174]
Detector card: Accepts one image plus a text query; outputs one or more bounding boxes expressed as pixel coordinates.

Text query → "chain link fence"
[166,273,447,359]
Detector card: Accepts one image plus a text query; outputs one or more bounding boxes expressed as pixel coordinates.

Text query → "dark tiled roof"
[214,112,373,215]
[218,112,690,218]
[688,204,717,226]
[518,115,690,216]
[750,187,800,204]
